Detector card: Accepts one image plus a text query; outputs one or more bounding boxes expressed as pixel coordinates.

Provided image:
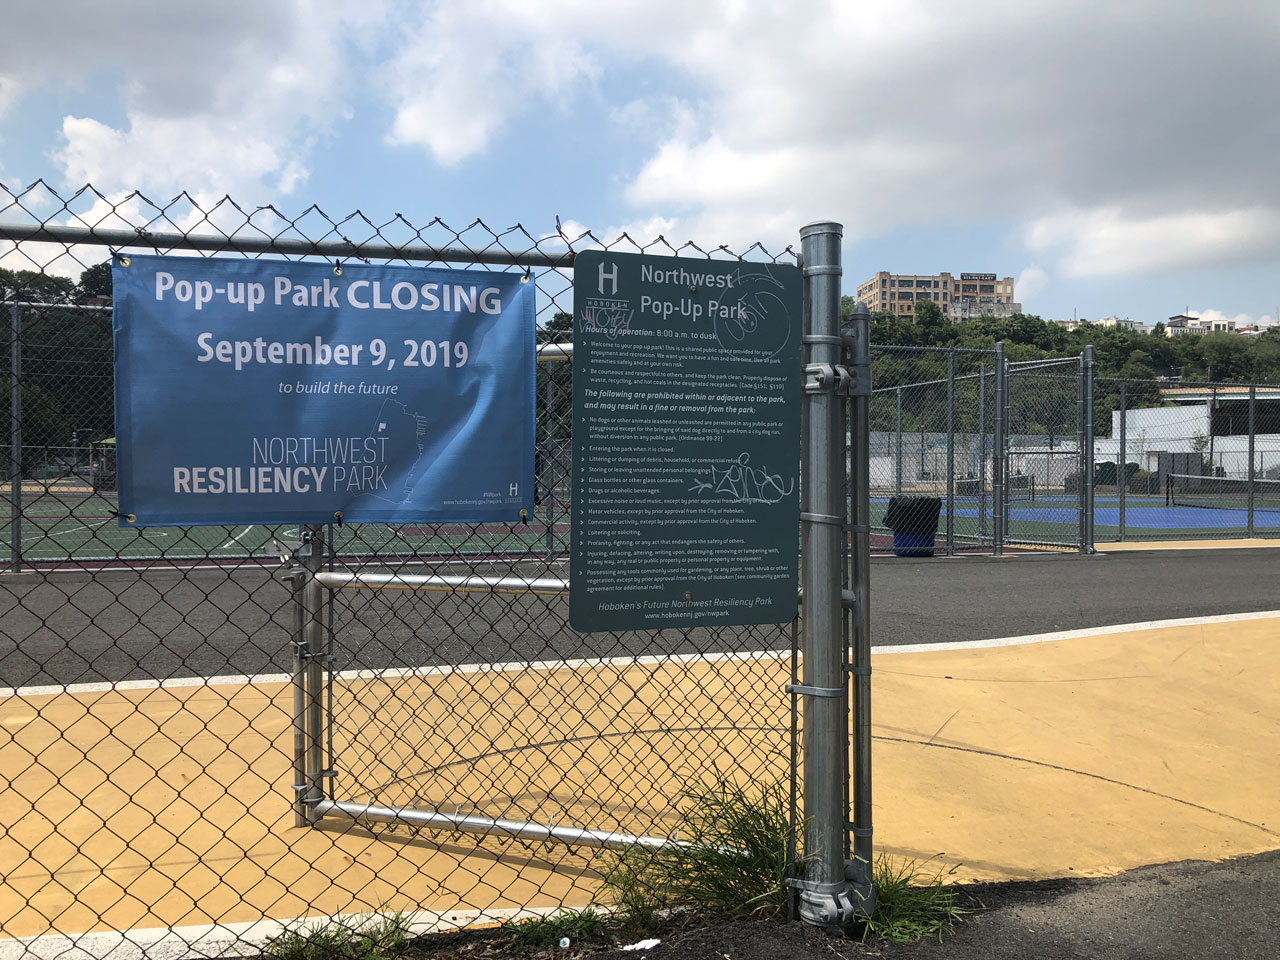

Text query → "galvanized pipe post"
[945,349,955,555]
[978,363,987,546]
[1248,385,1257,536]
[796,221,862,927]
[894,387,903,496]
[1083,345,1095,553]
[9,302,21,573]
[845,300,874,918]
[992,342,1006,555]
[303,524,327,821]
[289,568,309,827]
[544,372,556,557]
[1118,380,1127,541]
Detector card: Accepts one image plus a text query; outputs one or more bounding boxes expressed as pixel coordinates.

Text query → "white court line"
[0,905,563,960]
[46,518,113,539]
[216,525,255,551]
[5,609,1279,700]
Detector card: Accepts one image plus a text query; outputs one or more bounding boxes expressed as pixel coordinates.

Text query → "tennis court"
[1,483,568,567]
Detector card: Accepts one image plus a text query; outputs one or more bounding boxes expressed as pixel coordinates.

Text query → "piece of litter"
[621,939,660,951]
[559,937,571,949]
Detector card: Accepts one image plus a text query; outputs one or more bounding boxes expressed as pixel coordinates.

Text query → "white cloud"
[0,76,19,120]
[378,0,1280,270]
[1,1,378,204]
[382,2,602,165]
[1016,266,1048,302]
[1025,207,1280,279]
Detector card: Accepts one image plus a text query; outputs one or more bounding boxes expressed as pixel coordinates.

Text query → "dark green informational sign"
[570,250,802,633]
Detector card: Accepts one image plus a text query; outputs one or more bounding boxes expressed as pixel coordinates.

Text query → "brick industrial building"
[855,271,1020,322]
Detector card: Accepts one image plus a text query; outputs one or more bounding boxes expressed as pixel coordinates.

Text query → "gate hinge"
[803,362,870,397]
[786,683,845,699]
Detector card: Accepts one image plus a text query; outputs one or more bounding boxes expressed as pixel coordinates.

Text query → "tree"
[76,262,113,300]
[538,310,572,343]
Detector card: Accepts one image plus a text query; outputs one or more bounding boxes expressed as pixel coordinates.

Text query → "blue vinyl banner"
[113,254,535,526]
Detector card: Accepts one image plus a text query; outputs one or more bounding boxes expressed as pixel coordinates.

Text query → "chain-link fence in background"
[1,186,878,956]
[1093,377,1280,541]
[870,346,1093,553]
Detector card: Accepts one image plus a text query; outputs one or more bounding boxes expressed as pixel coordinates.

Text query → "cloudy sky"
[1,0,1277,327]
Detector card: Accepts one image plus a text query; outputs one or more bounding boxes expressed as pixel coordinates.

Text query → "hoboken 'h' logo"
[598,261,619,296]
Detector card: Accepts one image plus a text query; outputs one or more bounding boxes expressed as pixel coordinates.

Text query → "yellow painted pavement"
[1096,538,1280,551]
[1,617,1278,940]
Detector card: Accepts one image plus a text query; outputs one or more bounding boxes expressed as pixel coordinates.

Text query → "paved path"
[5,547,1280,689]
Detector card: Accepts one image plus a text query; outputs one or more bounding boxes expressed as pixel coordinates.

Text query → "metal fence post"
[1083,345,1095,553]
[1118,380,1127,541]
[945,349,955,555]
[845,300,875,918]
[289,567,309,827]
[303,524,327,822]
[544,373,556,557]
[978,362,987,546]
[797,221,861,927]
[895,386,903,496]
[9,302,21,573]
[1248,384,1257,537]
[992,342,1006,556]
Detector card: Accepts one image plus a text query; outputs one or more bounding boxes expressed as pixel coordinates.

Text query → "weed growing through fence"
[859,856,968,943]
[600,775,793,929]
[263,911,410,960]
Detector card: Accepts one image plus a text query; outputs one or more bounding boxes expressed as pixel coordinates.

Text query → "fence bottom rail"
[313,798,720,853]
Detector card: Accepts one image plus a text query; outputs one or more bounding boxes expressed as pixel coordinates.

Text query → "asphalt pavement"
[2,547,1278,689]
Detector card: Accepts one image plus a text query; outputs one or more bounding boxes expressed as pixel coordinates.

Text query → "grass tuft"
[600,775,793,929]
[502,907,613,949]
[860,856,969,943]
[264,911,411,960]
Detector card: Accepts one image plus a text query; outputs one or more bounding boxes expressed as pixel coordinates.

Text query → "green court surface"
[0,487,566,565]
[6,485,1280,566]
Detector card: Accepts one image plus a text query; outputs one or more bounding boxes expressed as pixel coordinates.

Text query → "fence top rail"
[0,221,576,269]
[1007,357,1079,370]
[871,370,986,393]
[870,344,997,355]
[1094,376,1280,391]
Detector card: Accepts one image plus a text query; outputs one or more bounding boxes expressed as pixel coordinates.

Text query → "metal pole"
[992,342,1005,555]
[544,372,555,557]
[894,387,903,495]
[945,349,955,555]
[304,524,326,821]
[1075,353,1085,552]
[1118,380,1127,541]
[978,363,987,546]
[796,221,859,927]
[9,303,21,574]
[1248,385,1257,536]
[1084,345,1095,553]
[290,570,309,827]
[846,300,874,917]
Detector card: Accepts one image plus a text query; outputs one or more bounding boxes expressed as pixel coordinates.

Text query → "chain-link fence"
[1093,377,1280,540]
[870,346,1093,553]
[0,185,878,956]
[869,346,999,553]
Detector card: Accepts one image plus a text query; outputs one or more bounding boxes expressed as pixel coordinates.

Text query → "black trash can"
[884,496,942,557]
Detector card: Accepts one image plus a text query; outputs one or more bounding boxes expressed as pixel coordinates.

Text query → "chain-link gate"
[0,186,871,955]
[1004,350,1094,552]
[869,346,999,554]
